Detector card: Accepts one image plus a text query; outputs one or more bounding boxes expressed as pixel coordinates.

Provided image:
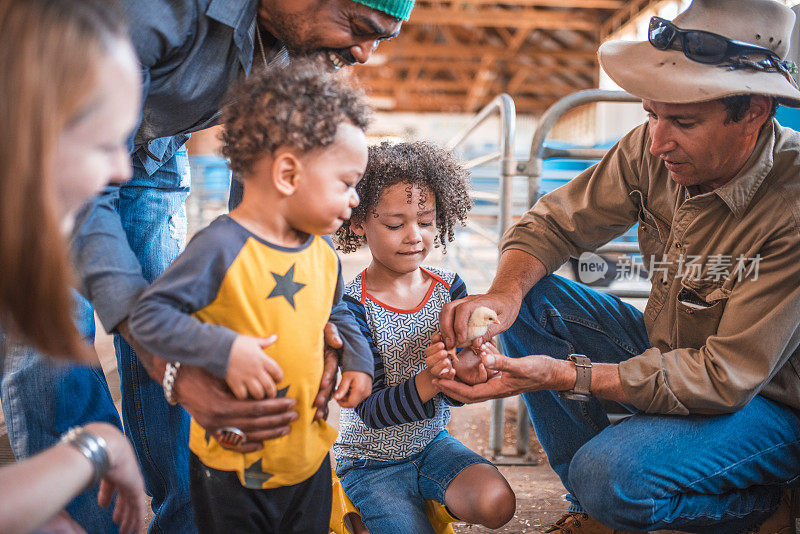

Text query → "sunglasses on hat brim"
[648,16,797,88]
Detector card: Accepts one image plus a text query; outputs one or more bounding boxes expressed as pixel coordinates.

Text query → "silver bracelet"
[60,427,110,490]
[163,362,181,405]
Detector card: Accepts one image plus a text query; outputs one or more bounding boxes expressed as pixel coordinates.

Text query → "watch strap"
[558,354,592,402]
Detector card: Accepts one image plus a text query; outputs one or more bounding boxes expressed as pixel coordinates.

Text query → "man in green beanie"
[1,1,414,532]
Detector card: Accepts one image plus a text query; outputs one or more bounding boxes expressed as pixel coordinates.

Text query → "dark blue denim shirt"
[129,0,257,174]
[73,0,259,334]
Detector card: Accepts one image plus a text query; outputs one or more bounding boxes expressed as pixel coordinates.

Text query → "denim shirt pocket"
[674,277,730,349]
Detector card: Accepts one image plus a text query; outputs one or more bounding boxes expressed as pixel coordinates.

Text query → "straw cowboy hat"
[599,0,800,107]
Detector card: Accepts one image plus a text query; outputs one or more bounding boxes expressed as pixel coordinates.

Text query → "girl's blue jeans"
[336,431,491,533]
[500,274,800,534]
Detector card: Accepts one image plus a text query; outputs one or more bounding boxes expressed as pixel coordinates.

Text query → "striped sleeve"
[449,272,468,301]
[346,295,436,428]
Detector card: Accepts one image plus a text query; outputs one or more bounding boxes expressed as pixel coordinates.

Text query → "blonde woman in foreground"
[0,0,145,532]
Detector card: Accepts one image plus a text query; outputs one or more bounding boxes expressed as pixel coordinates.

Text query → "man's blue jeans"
[112,148,194,532]
[1,149,194,533]
[500,275,800,533]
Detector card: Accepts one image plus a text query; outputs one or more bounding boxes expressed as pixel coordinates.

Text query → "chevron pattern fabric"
[334,266,466,462]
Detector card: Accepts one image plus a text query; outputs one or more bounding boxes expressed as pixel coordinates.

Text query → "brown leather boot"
[749,489,798,534]
[545,512,640,534]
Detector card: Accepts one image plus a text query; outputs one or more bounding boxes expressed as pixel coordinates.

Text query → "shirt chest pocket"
[674,278,730,349]
[631,190,670,263]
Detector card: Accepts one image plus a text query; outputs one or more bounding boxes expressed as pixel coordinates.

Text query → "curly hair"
[335,141,472,254]
[221,60,370,175]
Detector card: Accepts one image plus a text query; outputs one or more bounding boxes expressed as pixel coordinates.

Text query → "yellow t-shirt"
[131,216,339,489]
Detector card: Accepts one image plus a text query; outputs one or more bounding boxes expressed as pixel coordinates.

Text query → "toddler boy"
[129,62,373,533]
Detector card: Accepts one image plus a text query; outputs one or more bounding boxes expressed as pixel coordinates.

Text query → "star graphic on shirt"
[267,264,305,308]
[276,386,289,398]
[244,457,274,488]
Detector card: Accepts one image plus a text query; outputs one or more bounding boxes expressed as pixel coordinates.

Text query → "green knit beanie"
[351,0,414,21]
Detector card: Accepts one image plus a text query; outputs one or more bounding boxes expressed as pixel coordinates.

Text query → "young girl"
[333,141,516,532]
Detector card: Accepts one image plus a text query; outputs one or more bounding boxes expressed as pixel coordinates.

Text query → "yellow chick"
[447,306,499,362]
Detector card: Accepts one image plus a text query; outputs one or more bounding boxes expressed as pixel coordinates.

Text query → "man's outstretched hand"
[439,292,521,350]
[313,323,344,421]
[433,347,558,404]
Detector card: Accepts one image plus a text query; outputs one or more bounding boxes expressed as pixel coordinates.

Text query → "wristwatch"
[558,354,592,402]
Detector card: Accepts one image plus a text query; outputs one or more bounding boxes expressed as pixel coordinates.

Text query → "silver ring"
[214,426,246,447]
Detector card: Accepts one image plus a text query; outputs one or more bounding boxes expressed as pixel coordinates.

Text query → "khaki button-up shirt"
[501,119,800,415]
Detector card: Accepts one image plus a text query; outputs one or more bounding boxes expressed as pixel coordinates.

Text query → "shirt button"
[685,308,694,315]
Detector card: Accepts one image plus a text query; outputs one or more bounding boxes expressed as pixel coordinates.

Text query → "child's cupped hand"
[334,371,372,408]
[426,333,491,386]
[225,334,284,400]
[451,347,490,385]
[425,333,456,380]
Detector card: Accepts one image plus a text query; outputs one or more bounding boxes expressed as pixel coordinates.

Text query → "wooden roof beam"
[600,0,661,38]
[367,93,557,113]
[420,0,624,9]
[358,60,596,77]
[409,7,599,31]
[365,79,590,95]
[373,43,599,62]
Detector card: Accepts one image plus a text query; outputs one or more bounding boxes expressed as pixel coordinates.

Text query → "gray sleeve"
[128,220,244,378]
[325,243,373,377]
[70,186,148,333]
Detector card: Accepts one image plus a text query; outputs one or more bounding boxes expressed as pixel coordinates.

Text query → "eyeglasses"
[648,16,797,87]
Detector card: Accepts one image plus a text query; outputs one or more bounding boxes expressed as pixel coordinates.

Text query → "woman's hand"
[83,423,145,534]
[36,511,86,534]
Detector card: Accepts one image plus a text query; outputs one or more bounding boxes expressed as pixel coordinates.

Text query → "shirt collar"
[713,119,777,218]
[206,0,258,73]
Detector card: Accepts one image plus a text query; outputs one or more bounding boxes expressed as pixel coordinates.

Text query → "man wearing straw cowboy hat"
[435,0,800,532]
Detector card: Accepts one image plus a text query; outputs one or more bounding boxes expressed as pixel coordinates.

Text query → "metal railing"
[445,94,525,460]
[521,89,648,300]
[446,93,517,240]
[445,89,648,459]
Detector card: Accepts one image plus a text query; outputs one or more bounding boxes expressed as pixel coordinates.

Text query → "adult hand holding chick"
[446,306,499,362]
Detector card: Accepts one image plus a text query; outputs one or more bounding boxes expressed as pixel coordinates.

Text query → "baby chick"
[447,306,499,362]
